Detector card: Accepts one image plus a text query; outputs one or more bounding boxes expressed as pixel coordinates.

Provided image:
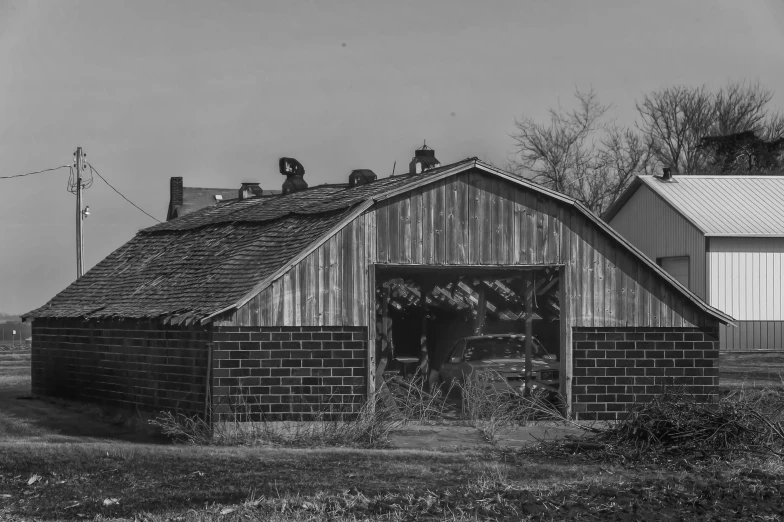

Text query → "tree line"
[510,80,784,215]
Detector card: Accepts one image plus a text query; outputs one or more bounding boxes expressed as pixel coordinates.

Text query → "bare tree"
[637,80,784,174]
[510,88,650,215]
[635,85,714,175]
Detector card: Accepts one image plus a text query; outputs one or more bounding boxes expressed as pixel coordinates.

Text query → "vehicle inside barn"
[374,266,562,400]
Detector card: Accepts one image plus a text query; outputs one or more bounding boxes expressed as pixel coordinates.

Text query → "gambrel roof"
[25,159,732,325]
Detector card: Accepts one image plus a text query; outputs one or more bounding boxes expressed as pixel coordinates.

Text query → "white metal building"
[604,174,784,350]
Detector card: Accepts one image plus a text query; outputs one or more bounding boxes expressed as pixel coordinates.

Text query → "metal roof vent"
[348,169,377,187]
[238,182,263,199]
[661,167,673,181]
[280,157,308,194]
[409,142,441,174]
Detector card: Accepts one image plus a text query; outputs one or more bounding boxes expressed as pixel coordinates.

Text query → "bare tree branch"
[511,88,650,215]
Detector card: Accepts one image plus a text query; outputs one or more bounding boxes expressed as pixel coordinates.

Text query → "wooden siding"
[609,184,707,299]
[222,170,715,329]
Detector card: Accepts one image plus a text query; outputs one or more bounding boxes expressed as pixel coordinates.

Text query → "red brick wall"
[31,318,210,415]
[211,326,367,421]
[571,327,720,421]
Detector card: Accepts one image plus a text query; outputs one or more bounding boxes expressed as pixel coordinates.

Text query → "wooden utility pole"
[75,147,84,278]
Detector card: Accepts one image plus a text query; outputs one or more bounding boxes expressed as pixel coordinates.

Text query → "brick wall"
[572,327,720,421]
[31,318,210,415]
[211,326,368,421]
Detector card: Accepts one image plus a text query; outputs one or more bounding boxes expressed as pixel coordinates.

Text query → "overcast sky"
[1,0,783,314]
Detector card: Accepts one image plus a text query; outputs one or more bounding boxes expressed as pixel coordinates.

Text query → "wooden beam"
[366,264,377,401]
[473,287,486,335]
[559,265,573,418]
[524,273,533,395]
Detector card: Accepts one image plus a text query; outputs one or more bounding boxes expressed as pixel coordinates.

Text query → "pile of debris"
[541,387,784,462]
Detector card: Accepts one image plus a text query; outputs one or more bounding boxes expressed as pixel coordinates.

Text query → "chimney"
[662,167,673,181]
[279,157,308,194]
[348,169,377,187]
[409,142,440,174]
[238,181,263,200]
[170,177,183,207]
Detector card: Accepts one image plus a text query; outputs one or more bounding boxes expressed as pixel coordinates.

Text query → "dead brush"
[458,370,566,443]
[384,368,455,424]
[151,384,399,448]
[598,387,784,458]
[535,385,784,462]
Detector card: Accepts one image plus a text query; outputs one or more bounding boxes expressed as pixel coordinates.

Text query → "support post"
[524,272,533,396]
[375,283,391,382]
[558,266,573,418]
[366,264,377,400]
[473,286,486,335]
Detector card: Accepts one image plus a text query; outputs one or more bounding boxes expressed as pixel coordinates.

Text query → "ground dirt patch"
[1,350,783,520]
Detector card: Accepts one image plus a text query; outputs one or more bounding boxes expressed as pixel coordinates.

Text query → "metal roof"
[634,175,784,237]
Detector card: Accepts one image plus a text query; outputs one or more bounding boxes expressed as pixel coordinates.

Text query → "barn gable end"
[220,169,722,330]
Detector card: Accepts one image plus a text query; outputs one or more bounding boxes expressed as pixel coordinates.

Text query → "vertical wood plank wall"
[224,170,713,329]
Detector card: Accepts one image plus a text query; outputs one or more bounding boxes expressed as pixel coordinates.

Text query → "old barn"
[25,151,732,421]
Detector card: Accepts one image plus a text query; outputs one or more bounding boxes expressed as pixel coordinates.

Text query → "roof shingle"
[26,160,477,323]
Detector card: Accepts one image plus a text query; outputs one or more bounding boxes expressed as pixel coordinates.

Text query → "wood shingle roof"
[25,159,476,324]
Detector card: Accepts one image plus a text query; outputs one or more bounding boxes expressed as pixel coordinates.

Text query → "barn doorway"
[373,266,564,403]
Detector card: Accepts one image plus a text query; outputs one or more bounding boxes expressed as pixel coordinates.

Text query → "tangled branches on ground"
[528,386,784,463]
[597,387,784,457]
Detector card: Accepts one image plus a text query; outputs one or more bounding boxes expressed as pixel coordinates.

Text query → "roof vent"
[661,167,673,181]
[279,157,308,195]
[348,169,377,187]
[409,142,440,174]
[238,182,263,200]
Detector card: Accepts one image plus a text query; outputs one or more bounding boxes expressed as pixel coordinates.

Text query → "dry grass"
[151,385,400,448]
[0,350,30,389]
[458,371,567,443]
[384,370,456,424]
[2,350,784,519]
[151,373,569,449]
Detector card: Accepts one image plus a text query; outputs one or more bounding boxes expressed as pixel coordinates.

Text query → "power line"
[0,165,71,179]
[87,162,162,223]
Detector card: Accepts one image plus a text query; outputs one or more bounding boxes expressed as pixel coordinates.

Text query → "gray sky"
[1,0,783,314]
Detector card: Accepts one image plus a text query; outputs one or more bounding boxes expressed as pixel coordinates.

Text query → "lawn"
[0,349,782,521]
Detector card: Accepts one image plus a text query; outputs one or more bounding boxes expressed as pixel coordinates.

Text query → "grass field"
[0,349,782,521]
[0,350,29,390]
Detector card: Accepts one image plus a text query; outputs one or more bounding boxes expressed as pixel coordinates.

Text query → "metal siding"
[710,238,784,350]
[708,238,784,322]
[609,184,707,299]
[640,176,784,236]
[720,321,784,350]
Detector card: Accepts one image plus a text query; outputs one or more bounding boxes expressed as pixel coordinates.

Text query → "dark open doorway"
[372,265,564,403]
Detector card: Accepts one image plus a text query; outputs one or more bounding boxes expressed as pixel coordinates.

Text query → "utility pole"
[74,147,85,278]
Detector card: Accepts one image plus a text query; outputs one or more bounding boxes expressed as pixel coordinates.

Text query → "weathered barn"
[26,155,731,421]
[605,173,784,351]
